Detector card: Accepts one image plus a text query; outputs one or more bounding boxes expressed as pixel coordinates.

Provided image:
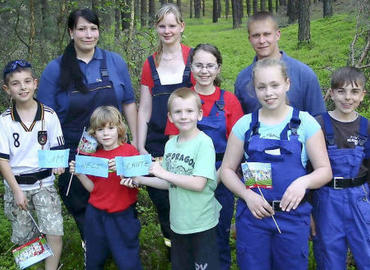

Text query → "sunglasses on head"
[3,60,32,81]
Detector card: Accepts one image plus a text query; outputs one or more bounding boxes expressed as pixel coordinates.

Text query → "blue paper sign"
[115,154,152,177]
[38,149,70,168]
[75,155,109,178]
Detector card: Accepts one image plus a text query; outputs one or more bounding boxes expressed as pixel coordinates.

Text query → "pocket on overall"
[356,187,370,240]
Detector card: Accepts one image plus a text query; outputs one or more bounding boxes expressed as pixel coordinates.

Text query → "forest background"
[0,0,369,269]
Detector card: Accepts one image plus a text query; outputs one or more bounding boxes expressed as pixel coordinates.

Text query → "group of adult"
[37,4,326,270]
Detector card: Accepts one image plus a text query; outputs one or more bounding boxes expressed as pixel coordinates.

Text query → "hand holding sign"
[115,155,152,177]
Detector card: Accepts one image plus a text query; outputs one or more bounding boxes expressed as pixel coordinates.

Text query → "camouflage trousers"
[4,184,64,245]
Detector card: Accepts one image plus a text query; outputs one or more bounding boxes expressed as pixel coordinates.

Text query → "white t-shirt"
[0,101,64,190]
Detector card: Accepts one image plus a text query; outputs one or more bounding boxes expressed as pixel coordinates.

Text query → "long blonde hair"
[155,3,184,64]
[88,106,127,147]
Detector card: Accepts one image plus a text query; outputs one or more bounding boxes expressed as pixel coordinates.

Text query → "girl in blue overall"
[137,3,195,251]
[220,58,332,270]
[38,8,137,238]
[312,66,370,270]
[165,43,243,269]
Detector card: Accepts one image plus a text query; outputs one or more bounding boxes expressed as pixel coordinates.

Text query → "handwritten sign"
[38,149,69,168]
[115,155,152,177]
[75,155,109,178]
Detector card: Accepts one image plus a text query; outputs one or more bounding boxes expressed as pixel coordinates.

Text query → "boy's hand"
[120,177,139,188]
[52,167,65,175]
[149,161,166,178]
[69,161,76,174]
[14,189,28,210]
[108,159,116,172]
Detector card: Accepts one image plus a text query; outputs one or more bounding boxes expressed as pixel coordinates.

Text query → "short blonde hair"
[88,106,127,145]
[167,87,202,113]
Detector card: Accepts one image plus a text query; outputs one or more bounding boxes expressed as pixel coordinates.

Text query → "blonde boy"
[123,87,221,269]
[0,60,64,270]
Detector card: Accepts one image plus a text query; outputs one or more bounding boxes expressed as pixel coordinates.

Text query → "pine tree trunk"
[149,0,155,24]
[115,0,121,37]
[225,0,230,19]
[194,0,201,18]
[190,0,193,18]
[246,0,251,16]
[323,0,333,17]
[141,0,147,27]
[287,0,298,24]
[268,0,273,12]
[261,0,266,11]
[213,0,218,22]
[253,0,258,14]
[298,0,311,43]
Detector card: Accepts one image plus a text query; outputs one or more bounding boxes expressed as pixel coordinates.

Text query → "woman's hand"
[244,190,274,219]
[280,177,307,212]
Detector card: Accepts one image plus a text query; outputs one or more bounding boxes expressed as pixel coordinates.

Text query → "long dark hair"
[59,8,100,93]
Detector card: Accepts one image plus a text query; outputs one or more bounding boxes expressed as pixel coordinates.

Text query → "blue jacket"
[37,47,135,124]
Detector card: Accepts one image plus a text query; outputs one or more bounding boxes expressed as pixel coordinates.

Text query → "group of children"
[0,49,369,269]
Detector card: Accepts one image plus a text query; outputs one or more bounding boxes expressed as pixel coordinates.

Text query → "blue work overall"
[197,90,233,270]
[313,112,370,270]
[145,53,193,249]
[58,51,120,238]
[236,108,311,270]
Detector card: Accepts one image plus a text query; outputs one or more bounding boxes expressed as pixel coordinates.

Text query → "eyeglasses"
[191,63,219,72]
[3,60,32,80]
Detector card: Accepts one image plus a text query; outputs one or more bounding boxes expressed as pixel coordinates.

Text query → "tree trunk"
[190,0,193,18]
[217,0,222,17]
[115,0,121,37]
[202,0,205,16]
[194,0,201,18]
[268,0,273,12]
[28,0,35,58]
[177,0,182,12]
[261,0,266,11]
[253,0,258,14]
[134,0,139,26]
[40,0,48,39]
[213,0,218,22]
[287,0,298,24]
[323,0,333,17]
[141,0,147,27]
[121,0,131,30]
[275,0,279,12]
[298,0,310,43]
[149,0,155,24]
[280,0,286,6]
[160,0,166,6]
[232,0,242,28]
[239,0,243,18]
[225,0,230,19]
[246,0,251,16]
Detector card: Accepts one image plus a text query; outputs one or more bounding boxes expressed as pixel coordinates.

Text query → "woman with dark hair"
[38,8,137,239]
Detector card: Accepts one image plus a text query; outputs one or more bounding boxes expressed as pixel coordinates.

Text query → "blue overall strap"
[100,50,109,82]
[244,110,260,153]
[280,107,301,140]
[182,48,193,82]
[358,116,368,146]
[209,89,225,115]
[322,112,335,146]
[148,56,161,86]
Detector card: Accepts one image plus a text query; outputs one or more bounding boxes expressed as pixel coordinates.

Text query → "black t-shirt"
[315,113,370,179]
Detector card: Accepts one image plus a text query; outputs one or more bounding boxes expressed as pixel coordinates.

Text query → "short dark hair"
[331,66,366,89]
[247,11,279,33]
[3,60,34,85]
